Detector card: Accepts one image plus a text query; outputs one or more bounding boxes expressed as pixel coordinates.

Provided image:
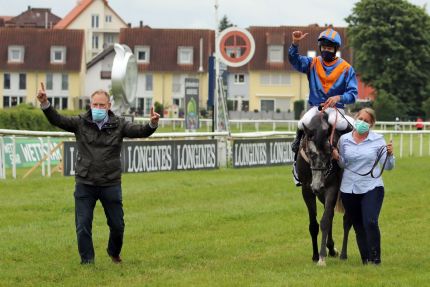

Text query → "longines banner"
[233,138,294,168]
[63,140,217,176]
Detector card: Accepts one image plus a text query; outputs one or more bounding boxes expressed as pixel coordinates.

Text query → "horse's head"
[302,113,333,194]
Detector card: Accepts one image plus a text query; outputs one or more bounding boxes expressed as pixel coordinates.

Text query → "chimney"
[28,5,31,11]
[140,20,143,28]
[127,23,131,28]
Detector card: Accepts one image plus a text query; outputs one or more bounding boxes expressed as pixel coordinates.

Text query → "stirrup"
[292,162,302,187]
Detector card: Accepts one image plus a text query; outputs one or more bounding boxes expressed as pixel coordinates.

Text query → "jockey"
[288,28,357,186]
[288,28,357,159]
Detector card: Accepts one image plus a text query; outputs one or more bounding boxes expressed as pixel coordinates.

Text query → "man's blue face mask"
[321,50,336,62]
[91,108,107,122]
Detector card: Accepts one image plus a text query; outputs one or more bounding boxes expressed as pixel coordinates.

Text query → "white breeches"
[298,107,355,130]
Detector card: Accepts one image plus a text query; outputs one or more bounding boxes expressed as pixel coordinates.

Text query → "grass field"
[0,157,429,287]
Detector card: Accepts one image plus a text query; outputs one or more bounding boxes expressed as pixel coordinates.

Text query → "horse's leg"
[317,189,337,266]
[327,220,339,257]
[302,187,319,262]
[340,211,353,260]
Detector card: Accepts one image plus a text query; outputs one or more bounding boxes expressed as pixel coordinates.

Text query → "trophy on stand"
[111,43,137,121]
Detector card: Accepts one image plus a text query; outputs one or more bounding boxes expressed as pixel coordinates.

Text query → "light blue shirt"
[338,131,395,194]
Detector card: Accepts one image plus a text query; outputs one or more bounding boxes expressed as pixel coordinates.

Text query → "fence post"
[0,137,5,179]
[12,136,16,179]
[47,136,51,177]
[420,133,423,156]
[409,133,413,156]
[400,133,403,158]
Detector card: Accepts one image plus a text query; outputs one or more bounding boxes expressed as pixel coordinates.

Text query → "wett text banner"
[63,140,217,176]
[233,138,294,168]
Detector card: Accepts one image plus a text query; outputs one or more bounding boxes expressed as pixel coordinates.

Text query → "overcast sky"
[1,0,429,29]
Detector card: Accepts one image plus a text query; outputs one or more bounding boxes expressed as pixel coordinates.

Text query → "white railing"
[1,128,430,180]
[134,118,430,132]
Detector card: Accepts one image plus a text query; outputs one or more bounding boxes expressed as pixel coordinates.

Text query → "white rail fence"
[135,118,430,132]
[1,128,430,180]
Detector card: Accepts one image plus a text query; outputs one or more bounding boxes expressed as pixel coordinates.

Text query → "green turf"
[0,157,429,286]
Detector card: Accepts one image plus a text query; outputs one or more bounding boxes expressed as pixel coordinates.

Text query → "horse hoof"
[339,254,348,260]
[329,248,339,257]
[312,255,319,262]
[317,258,326,267]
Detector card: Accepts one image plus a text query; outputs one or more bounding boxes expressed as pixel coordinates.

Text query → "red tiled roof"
[119,27,215,73]
[6,8,61,28]
[55,0,126,29]
[0,28,84,72]
[0,16,13,22]
[54,0,94,29]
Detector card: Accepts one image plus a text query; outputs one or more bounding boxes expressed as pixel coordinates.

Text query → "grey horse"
[296,112,352,266]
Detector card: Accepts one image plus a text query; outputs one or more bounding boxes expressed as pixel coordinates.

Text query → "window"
[49,97,68,110]
[145,98,152,115]
[135,46,150,63]
[50,46,66,63]
[19,73,26,90]
[268,45,284,63]
[105,15,112,23]
[8,46,24,63]
[172,75,181,93]
[226,47,242,58]
[178,47,193,64]
[260,73,291,86]
[46,73,53,90]
[234,74,245,84]
[3,96,25,108]
[61,74,68,90]
[91,15,99,28]
[92,35,99,49]
[307,50,317,58]
[261,99,275,112]
[145,74,153,91]
[4,73,10,89]
[104,34,115,46]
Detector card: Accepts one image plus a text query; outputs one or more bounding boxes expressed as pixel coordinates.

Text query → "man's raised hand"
[150,106,160,126]
[37,82,48,104]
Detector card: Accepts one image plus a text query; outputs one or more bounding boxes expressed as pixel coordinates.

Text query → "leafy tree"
[219,15,234,32]
[372,90,406,121]
[346,0,430,117]
[422,97,430,120]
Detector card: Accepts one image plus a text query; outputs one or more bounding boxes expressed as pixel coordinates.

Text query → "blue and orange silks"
[288,44,357,109]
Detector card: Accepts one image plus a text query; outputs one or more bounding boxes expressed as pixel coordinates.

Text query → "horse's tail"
[334,190,345,213]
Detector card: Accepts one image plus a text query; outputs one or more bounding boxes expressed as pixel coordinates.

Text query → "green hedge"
[0,104,84,131]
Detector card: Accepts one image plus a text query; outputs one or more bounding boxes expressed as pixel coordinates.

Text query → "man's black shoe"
[107,249,122,264]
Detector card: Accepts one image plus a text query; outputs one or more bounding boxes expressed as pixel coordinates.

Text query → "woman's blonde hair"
[356,107,376,126]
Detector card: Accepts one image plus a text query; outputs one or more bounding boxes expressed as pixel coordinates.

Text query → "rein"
[344,143,390,179]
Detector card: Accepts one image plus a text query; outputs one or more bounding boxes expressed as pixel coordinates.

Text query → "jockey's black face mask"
[321,50,336,62]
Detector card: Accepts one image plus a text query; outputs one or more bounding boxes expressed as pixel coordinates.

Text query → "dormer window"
[178,46,193,65]
[135,46,150,63]
[8,46,25,63]
[268,45,283,63]
[51,46,66,64]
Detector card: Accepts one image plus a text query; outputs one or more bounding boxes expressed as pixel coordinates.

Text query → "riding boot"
[292,129,304,161]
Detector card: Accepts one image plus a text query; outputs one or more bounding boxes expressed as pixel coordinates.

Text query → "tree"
[372,90,406,121]
[218,15,234,32]
[346,0,430,117]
